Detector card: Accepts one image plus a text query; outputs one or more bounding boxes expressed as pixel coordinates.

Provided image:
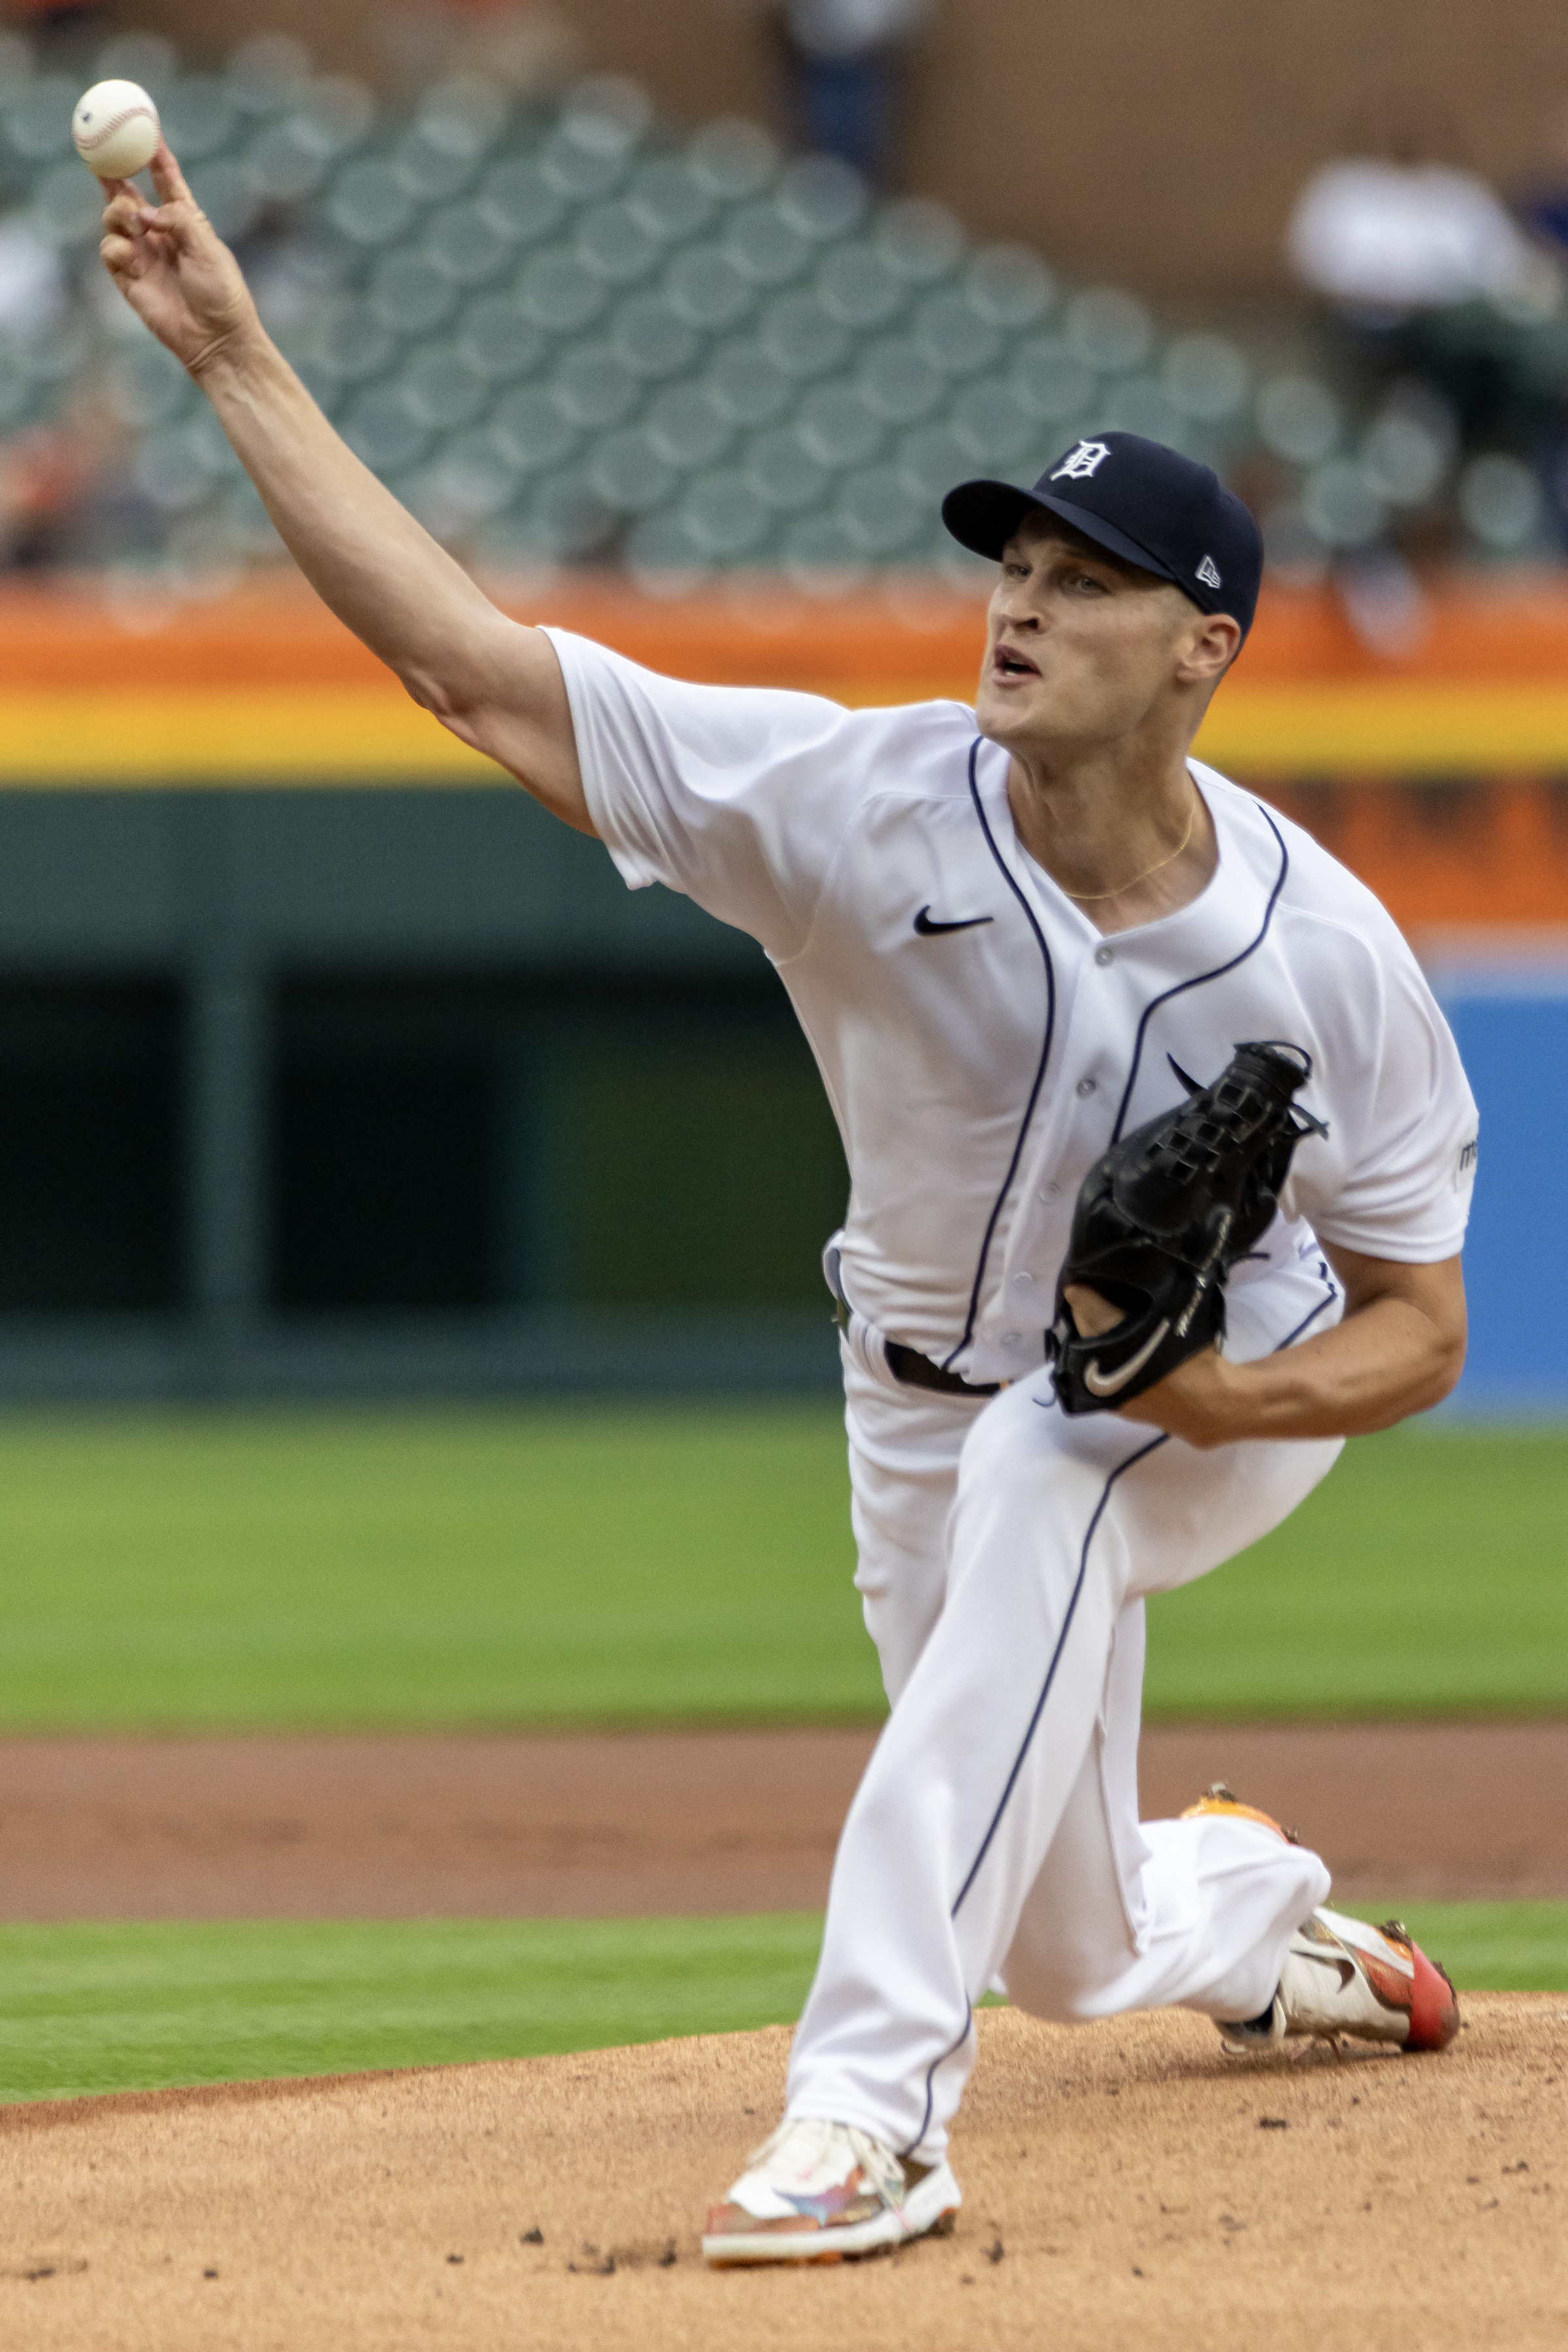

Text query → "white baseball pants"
[786,1256,1344,2163]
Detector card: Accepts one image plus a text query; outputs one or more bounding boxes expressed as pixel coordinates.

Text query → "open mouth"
[992,648,1039,679]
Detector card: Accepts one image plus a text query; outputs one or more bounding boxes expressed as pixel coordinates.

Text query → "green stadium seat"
[226,33,313,118]
[1162,333,1250,424]
[589,425,678,513]
[781,511,866,580]
[795,380,885,467]
[1007,331,1095,427]
[875,199,964,286]
[644,383,734,469]
[425,200,516,289]
[951,378,1039,467]
[1257,374,1342,465]
[816,240,909,333]
[685,118,777,204]
[665,246,756,333]
[392,125,481,204]
[343,385,430,474]
[612,293,703,381]
[517,251,608,335]
[5,74,76,163]
[479,156,570,246]
[776,153,866,243]
[678,467,771,558]
[400,350,491,431]
[1097,375,1187,447]
[457,294,546,383]
[627,155,716,244]
[896,421,973,502]
[551,342,641,430]
[576,198,667,287]
[857,335,945,423]
[328,158,418,248]
[760,291,851,380]
[106,342,200,432]
[838,464,925,555]
[314,301,397,387]
[432,426,521,518]
[491,383,582,475]
[1064,286,1153,374]
[963,244,1056,330]
[912,287,1002,380]
[31,160,105,248]
[703,340,796,428]
[157,75,241,163]
[723,201,814,288]
[369,253,457,340]
[743,425,832,512]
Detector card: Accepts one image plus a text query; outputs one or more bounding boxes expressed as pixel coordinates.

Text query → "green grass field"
[0,1405,1560,2096]
[1,1905,1560,2106]
[0,1407,1560,1727]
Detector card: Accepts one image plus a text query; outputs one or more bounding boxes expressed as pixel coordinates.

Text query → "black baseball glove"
[1045,1041,1327,1416]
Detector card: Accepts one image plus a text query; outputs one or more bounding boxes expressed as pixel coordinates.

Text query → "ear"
[1176,610,1241,685]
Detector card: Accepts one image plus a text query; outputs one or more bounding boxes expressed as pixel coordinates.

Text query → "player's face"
[975,512,1213,755]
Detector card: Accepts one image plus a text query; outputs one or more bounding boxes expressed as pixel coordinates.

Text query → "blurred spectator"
[376,0,575,100]
[773,0,928,185]
[0,421,91,567]
[0,213,63,335]
[1286,117,1557,457]
[1,0,101,67]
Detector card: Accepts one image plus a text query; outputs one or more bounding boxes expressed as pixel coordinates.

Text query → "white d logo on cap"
[1051,440,1111,480]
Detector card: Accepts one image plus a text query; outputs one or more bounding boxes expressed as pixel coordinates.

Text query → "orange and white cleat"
[1183,1786,1460,2055]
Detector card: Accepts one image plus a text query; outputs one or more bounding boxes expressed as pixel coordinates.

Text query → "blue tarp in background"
[1440,979,1568,1413]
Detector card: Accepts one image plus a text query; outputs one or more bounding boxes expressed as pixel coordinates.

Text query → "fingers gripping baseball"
[99,142,257,377]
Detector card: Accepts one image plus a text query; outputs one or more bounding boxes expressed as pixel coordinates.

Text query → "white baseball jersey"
[546,628,1478,1380]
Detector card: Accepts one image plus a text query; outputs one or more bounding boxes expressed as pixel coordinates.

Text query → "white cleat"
[702,2115,962,2266]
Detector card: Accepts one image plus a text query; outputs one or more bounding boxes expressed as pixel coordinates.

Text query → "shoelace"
[744,2117,906,2208]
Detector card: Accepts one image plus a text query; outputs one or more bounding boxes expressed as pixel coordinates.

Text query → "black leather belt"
[832,1294,1002,1398]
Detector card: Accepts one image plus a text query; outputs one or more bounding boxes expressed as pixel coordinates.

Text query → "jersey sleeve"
[544,627,873,958]
[1309,936,1478,1263]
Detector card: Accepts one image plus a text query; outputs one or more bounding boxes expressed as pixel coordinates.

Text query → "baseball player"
[100,150,1477,2268]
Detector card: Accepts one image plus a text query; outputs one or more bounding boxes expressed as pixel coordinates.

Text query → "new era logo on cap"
[1196,554,1222,589]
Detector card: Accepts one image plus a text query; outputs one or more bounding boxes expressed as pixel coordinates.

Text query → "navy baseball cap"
[941,431,1264,638]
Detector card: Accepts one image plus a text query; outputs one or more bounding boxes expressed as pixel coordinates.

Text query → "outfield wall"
[0,573,1562,1401]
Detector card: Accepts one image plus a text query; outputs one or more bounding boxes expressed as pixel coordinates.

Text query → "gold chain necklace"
[1059,787,1199,903]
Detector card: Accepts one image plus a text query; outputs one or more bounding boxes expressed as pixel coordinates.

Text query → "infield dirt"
[2,1995,1563,2351]
[1,1720,1564,1916]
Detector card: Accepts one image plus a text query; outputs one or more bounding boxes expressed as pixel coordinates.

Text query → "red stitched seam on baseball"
[76,106,158,152]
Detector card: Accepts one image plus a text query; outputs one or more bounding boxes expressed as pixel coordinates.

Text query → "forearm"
[193,327,505,711]
[1119,1263,1467,1450]
[1211,1294,1462,1440]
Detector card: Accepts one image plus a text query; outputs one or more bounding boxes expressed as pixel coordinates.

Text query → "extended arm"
[1110,1246,1467,1447]
[99,146,591,832]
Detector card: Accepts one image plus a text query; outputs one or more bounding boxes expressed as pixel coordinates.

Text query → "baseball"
[71,80,161,181]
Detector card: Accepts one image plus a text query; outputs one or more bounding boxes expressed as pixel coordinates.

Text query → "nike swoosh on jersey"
[913,906,994,936]
[1081,1320,1171,1397]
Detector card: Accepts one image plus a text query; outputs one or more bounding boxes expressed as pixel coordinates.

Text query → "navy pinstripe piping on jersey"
[1276,1260,1339,1350]
[941,737,1058,1373]
[897,1999,975,2163]
[1107,802,1291,1146]
[948,1430,1169,1922]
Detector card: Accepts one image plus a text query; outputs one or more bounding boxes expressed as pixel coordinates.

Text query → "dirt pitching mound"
[2,1997,1563,2351]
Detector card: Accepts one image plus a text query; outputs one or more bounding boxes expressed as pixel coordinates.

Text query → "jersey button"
[1012,1271,1033,1288]
[1039,1182,1060,1201]
[1094,945,1114,966]
[1002,1330,1022,1347]
[1075,1076,1096,1097]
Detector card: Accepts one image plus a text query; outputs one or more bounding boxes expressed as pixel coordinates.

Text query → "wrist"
[186,308,271,391]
